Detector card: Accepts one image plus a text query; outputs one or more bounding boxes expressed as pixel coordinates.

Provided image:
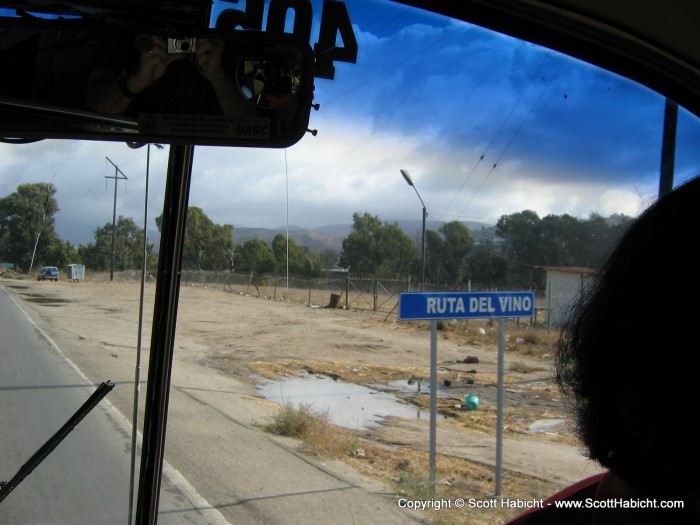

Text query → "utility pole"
[659,98,677,198]
[106,157,127,281]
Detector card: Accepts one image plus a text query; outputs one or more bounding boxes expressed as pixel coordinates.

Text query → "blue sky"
[2,0,700,245]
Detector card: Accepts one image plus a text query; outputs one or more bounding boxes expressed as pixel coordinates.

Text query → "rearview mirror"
[0,22,315,147]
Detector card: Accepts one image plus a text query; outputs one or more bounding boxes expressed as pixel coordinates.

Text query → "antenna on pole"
[105,157,127,281]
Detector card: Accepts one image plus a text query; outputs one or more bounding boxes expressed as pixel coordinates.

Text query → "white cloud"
[3,1,700,246]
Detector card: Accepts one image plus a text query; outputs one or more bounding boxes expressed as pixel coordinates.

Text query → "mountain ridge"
[232,219,495,253]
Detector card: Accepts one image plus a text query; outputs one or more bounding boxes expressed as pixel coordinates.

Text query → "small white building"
[539,266,595,327]
[66,263,85,283]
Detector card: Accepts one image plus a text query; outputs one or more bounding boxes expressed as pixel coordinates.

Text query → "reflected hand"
[130,35,186,93]
[195,39,227,82]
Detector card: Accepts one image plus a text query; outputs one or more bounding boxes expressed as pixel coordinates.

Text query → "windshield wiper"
[0,380,115,503]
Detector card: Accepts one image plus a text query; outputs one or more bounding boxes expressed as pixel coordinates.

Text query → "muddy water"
[257,375,433,430]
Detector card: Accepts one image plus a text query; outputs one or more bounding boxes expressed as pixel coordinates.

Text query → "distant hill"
[66,214,626,254]
[80,219,497,255]
[232,219,495,253]
[233,226,345,253]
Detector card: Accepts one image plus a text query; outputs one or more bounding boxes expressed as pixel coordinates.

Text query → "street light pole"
[400,169,426,291]
[401,169,433,492]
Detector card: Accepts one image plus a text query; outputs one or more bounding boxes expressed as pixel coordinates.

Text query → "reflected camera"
[167,38,196,54]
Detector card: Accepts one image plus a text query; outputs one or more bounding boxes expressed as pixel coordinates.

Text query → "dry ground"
[2,274,603,524]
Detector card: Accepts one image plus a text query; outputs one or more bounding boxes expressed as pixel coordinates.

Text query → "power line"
[441,52,554,218]
[457,56,568,220]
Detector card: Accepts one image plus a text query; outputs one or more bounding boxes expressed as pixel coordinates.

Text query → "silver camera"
[167,37,197,54]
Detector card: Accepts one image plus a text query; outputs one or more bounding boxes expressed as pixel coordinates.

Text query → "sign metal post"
[398,291,535,496]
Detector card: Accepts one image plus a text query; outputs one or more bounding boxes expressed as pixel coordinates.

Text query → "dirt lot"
[2,275,604,524]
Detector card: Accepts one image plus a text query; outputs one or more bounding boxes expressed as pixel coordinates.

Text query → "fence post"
[345,275,350,309]
[373,278,378,311]
[245,270,253,295]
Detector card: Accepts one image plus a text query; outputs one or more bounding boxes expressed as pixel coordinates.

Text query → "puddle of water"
[386,379,464,400]
[23,296,70,305]
[19,292,71,305]
[387,378,431,395]
[528,418,566,434]
[257,376,435,430]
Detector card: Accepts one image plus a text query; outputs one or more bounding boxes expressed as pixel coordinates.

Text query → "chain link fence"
[100,269,548,325]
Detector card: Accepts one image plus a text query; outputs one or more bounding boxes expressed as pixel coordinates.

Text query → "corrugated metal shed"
[66,264,85,282]
[538,266,596,327]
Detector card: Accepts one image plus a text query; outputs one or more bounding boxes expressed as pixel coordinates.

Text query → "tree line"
[0,182,633,289]
[339,210,631,289]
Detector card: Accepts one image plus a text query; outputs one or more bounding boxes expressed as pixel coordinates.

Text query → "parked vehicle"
[37,266,59,282]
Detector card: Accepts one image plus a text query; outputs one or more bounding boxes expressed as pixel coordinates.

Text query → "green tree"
[77,232,110,272]
[45,239,80,270]
[423,229,445,281]
[582,212,631,267]
[495,210,632,288]
[295,246,323,277]
[418,222,474,284]
[156,207,234,270]
[271,234,323,277]
[496,210,542,263]
[272,233,302,274]
[0,182,62,273]
[375,222,414,276]
[79,216,151,272]
[183,207,233,270]
[539,214,584,267]
[439,221,474,284]
[467,241,507,287]
[318,248,338,269]
[233,239,275,274]
[339,212,413,276]
[339,213,382,274]
[495,210,543,286]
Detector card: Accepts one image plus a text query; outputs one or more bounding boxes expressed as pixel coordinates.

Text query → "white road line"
[5,287,231,525]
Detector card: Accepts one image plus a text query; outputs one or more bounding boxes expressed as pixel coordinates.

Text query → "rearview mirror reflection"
[0,24,314,147]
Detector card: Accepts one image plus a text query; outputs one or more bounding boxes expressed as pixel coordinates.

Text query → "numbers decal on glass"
[266,0,313,41]
[213,0,358,79]
[313,1,357,79]
[215,0,264,30]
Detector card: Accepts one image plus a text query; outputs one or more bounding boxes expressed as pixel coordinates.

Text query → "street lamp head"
[399,168,426,291]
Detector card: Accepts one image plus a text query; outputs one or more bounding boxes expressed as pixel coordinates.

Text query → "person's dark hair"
[556,175,700,492]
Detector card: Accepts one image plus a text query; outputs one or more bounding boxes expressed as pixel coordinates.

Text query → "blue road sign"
[399,291,535,320]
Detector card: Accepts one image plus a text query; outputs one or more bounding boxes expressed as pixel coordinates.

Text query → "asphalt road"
[0,282,427,525]
[0,284,227,525]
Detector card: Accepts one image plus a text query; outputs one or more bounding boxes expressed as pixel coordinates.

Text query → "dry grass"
[260,401,364,457]
[249,356,572,443]
[427,318,558,360]
[250,358,429,383]
[260,401,562,525]
[254,320,574,525]
[230,308,570,524]
[260,401,326,438]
